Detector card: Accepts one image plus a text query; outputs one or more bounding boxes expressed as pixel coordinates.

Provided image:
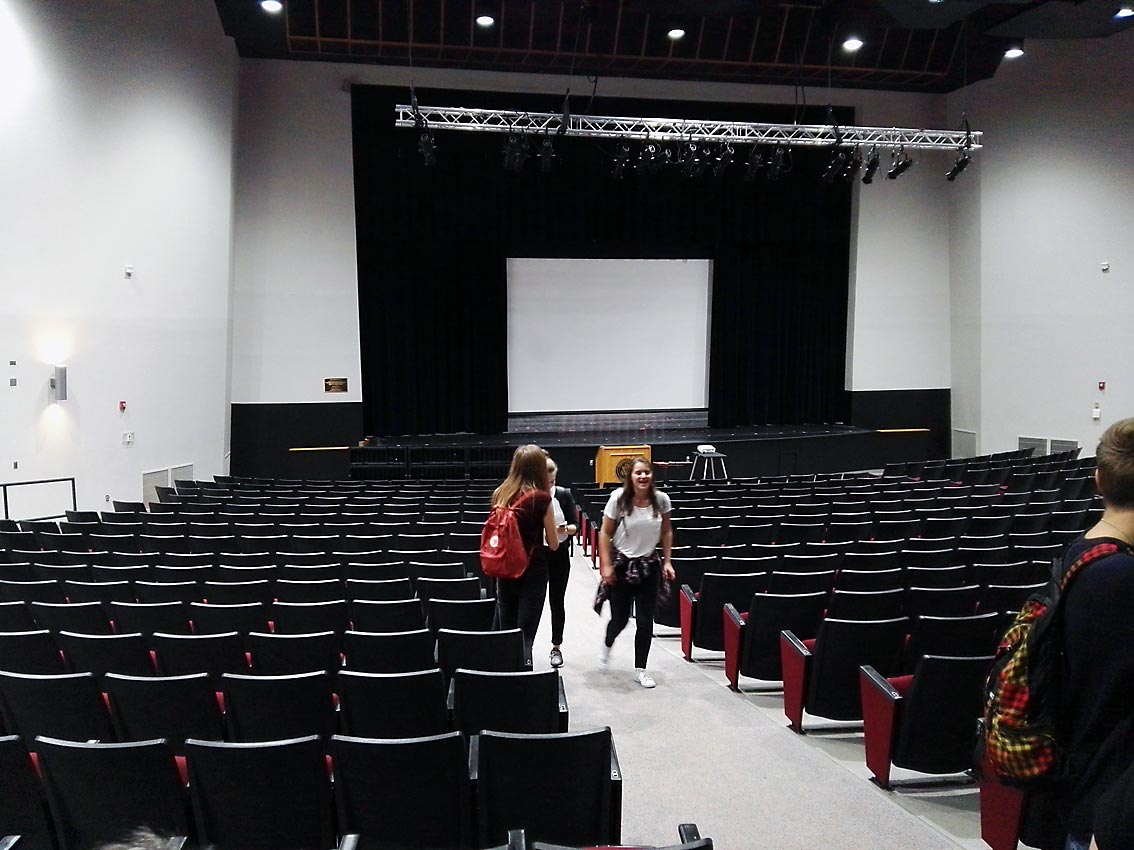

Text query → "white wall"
[229,60,957,411]
[949,29,1134,455]
[0,0,237,514]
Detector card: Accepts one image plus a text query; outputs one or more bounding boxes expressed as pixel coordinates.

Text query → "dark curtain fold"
[352,86,851,436]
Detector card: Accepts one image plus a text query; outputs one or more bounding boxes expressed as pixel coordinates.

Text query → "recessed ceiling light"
[261,0,283,12]
[1004,46,1025,59]
[667,28,686,40]
[843,37,864,51]
[476,15,495,27]
[928,0,945,4]
[1116,6,1134,17]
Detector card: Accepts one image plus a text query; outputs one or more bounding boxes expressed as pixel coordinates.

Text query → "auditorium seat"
[105,672,225,752]
[860,654,994,789]
[273,600,351,639]
[108,600,192,636]
[190,601,270,637]
[904,585,981,618]
[0,630,67,674]
[248,630,341,676]
[428,598,497,634]
[185,735,340,850]
[29,602,113,635]
[679,572,768,660]
[722,591,828,689]
[153,631,250,682]
[437,628,526,685]
[901,612,1001,674]
[825,588,905,621]
[474,728,620,848]
[55,631,155,682]
[780,616,908,733]
[336,669,449,739]
[0,734,57,850]
[0,671,115,744]
[0,601,37,632]
[329,732,471,850]
[36,736,190,850]
[451,669,567,735]
[222,670,337,742]
[0,580,66,605]
[342,629,436,674]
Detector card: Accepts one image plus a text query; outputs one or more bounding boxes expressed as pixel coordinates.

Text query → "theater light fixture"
[842,147,863,182]
[861,146,881,184]
[50,365,68,402]
[1004,43,1025,59]
[611,143,631,178]
[260,0,283,12]
[821,148,848,183]
[843,37,864,52]
[667,28,686,40]
[712,144,735,177]
[1117,6,1134,17]
[502,135,529,172]
[742,147,765,182]
[887,146,915,179]
[945,117,974,182]
[765,147,788,181]
[538,137,555,172]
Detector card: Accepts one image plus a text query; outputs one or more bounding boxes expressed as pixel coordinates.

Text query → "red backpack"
[480,490,540,579]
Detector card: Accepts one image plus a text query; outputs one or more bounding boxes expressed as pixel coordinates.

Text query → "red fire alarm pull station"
[119,400,127,412]
[1099,382,1106,392]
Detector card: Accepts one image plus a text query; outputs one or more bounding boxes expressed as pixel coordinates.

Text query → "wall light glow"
[0,0,41,127]
[35,329,74,366]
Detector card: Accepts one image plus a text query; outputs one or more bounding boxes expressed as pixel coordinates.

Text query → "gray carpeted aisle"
[529,548,987,850]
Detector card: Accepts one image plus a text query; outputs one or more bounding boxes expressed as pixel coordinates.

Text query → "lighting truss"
[395,104,982,152]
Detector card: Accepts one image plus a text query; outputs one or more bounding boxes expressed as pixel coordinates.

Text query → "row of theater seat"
[0,662,567,750]
[2,727,624,850]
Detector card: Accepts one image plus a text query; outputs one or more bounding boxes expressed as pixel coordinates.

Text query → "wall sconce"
[50,365,68,401]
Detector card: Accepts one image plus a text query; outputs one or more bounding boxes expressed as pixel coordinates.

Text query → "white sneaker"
[635,669,656,689]
[597,644,611,670]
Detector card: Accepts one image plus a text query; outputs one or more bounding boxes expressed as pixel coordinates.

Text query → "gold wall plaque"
[324,377,349,393]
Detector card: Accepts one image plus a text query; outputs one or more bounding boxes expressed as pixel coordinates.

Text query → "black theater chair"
[55,631,155,682]
[450,669,567,735]
[428,597,497,634]
[0,735,56,850]
[248,630,341,676]
[35,736,190,850]
[901,612,1001,674]
[0,601,37,632]
[329,732,472,850]
[185,735,342,850]
[474,728,621,848]
[108,600,193,637]
[342,629,436,674]
[0,629,67,674]
[679,572,768,661]
[722,590,828,689]
[29,601,113,635]
[780,616,908,733]
[189,601,270,637]
[336,668,449,739]
[860,653,994,788]
[349,598,426,633]
[344,577,415,601]
[272,599,351,639]
[221,670,337,742]
[105,672,225,752]
[436,628,526,684]
[0,671,115,744]
[825,588,905,621]
[152,631,251,683]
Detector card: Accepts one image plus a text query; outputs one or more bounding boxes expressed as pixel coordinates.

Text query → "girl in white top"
[598,457,675,688]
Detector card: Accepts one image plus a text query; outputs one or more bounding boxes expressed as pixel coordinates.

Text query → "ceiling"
[213,0,1134,93]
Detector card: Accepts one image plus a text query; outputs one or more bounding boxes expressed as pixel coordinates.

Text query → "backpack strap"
[1059,539,1134,595]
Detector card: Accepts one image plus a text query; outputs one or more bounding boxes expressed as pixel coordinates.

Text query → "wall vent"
[142,464,194,506]
[1018,436,1047,457]
[952,429,977,458]
[1049,439,1080,456]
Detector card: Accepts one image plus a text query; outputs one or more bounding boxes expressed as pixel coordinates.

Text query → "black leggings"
[547,544,571,646]
[604,573,658,669]
[496,562,549,666]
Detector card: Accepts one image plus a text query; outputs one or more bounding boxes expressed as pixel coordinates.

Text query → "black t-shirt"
[1094,759,1134,850]
[511,489,552,571]
[1059,535,1134,834]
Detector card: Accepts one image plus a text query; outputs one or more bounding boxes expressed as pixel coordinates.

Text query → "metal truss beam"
[395,105,981,151]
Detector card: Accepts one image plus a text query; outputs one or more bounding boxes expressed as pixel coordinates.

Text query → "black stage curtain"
[352,86,851,436]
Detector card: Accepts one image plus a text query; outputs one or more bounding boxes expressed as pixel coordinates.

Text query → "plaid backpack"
[981,540,1132,786]
[480,490,540,580]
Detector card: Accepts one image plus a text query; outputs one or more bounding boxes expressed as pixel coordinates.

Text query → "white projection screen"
[507,258,712,413]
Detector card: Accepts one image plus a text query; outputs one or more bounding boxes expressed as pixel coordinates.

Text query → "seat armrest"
[557,674,569,732]
[0,837,19,850]
[722,603,747,690]
[678,824,703,843]
[780,630,812,733]
[339,835,360,850]
[468,733,479,782]
[859,665,902,789]
[609,739,622,845]
[679,584,698,661]
[447,676,456,715]
[979,753,1027,850]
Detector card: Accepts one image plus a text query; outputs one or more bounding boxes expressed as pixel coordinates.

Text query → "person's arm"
[660,511,675,580]
[599,516,617,586]
[543,501,560,552]
[560,488,578,536]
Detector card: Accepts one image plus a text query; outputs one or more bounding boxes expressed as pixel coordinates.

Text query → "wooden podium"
[595,445,651,486]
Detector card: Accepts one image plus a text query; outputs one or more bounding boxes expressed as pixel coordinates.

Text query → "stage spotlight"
[261,0,283,12]
[538,137,555,172]
[843,36,864,52]
[765,146,786,181]
[668,28,686,40]
[842,147,863,182]
[681,142,707,178]
[611,142,631,178]
[861,146,881,184]
[417,131,437,166]
[886,146,915,179]
[946,149,971,182]
[742,146,765,182]
[821,148,847,183]
[476,15,495,27]
[502,134,530,172]
[637,142,663,174]
[712,144,735,177]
